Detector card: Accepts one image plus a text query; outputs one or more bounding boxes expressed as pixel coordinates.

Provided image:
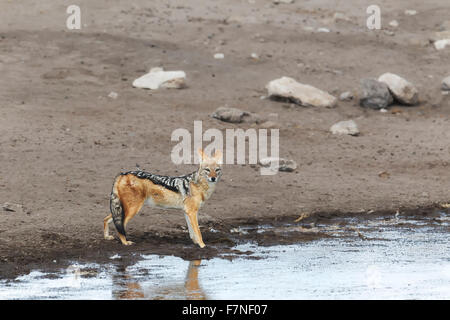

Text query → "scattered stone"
[214,53,225,59]
[211,107,262,124]
[317,27,331,33]
[273,0,294,4]
[330,120,359,136]
[384,30,395,36]
[266,77,337,108]
[250,53,260,60]
[389,20,399,28]
[339,91,354,101]
[108,91,118,99]
[434,39,450,50]
[132,67,186,90]
[380,108,388,113]
[378,73,419,105]
[378,171,390,179]
[359,78,393,109]
[404,9,417,16]
[259,157,297,172]
[442,76,450,91]
[333,12,351,22]
[2,202,24,214]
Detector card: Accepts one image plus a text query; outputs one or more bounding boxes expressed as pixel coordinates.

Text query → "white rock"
[317,27,331,33]
[330,120,359,136]
[333,12,351,22]
[442,76,450,91]
[266,77,337,108]
[339,91,353,101]
[404,10,417,16]
[259,157,297,172]
[250,52,260,60]
[214,53,225,59]
[434,39,450,50]
[389,20,399,28]
[132,67,186,90]
[273,0,294,4]
[108,91,118,99]
[378,73,419,105]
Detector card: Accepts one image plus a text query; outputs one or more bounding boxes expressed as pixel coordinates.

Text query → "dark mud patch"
[1,204,448,280]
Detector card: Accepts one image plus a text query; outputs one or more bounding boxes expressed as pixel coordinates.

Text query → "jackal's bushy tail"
[110,180,126,236]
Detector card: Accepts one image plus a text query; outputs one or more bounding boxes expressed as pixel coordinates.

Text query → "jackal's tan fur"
[104,149,222,248]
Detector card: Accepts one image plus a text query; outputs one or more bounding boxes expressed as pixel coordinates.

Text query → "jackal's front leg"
[184,202,205,248]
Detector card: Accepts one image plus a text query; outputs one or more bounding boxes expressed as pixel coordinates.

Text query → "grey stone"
[359,78,393,109]
[211,107,262,124]
[442,76,450,91]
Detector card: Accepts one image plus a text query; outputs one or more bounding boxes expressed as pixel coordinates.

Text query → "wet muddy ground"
[1,208,449,299]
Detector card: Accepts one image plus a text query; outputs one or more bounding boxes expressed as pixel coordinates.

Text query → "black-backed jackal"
[104,149,222,248]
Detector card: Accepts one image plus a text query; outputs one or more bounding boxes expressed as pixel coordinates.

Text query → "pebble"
[108,91,118,99]
[211,107,262,124]
[442,76,450,91]
[259,157,297,172]
[273,0,294,4]
[317,28,331,33]
[339,91,354,101]
[389,20,399,28]
[266,77,337,108]
[214,53,225,59]
[333,12,351,22]
[378,73,419,105]
[404,10,417,16]
[330,120,359,136]
[434,39,450,50]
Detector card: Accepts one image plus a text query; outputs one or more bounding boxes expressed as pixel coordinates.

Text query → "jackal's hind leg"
[118,200,145,246]
[103,214,115,240]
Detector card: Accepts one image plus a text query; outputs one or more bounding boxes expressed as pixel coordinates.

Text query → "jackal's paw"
[104,235,115,241]
[123,240,135,246]
[198,242,206,248]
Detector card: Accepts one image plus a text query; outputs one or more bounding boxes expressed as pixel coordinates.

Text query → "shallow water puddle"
[1,215,450,299]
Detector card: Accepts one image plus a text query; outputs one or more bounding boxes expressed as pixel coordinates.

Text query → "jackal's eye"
[215,168,221,173]
[204,168,210,173]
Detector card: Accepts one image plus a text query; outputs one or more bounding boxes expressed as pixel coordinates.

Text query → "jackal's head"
[197,148,223,183]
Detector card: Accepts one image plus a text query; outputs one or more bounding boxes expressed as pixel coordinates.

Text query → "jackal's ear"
[213,150,223,164]
[197,148,207,163]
